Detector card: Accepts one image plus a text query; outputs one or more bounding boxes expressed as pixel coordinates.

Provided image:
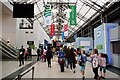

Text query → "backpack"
[92,56,99,68]
[59,51,64,58]
[79,55,85,66]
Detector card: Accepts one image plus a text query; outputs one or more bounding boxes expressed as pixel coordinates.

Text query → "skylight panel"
[85,8,96,19]
[79,5,90,16]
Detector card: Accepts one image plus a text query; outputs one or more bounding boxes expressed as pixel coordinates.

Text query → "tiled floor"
[22,60,119,78]
[2,56,119,79]
[2,61,32,78]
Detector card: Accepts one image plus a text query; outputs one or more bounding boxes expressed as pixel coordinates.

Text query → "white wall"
[110,25,120,68]
[2,3,17,47]
[0,0,13,11]
[0,2,2,80]
[16,20,51,49]
[0,2,2,39]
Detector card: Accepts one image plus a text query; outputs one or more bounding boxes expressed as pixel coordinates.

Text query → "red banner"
[50,24,54,36]
[64,24,68,32]
[64,24,68,36]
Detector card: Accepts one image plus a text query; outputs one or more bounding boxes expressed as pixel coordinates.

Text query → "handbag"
[59,58,65,64]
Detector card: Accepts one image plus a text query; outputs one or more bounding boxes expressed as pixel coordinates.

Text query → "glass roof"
[10,0,115,39]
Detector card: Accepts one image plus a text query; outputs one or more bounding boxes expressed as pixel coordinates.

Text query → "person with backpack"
[90,49,99,79]
[99,53,106,79]
[58,47,65,72]
[77,50,87,80]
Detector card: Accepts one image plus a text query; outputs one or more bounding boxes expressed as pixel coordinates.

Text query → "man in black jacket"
[19,46,25,66]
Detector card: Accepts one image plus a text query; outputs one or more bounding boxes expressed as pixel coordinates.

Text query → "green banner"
[44,4,52,18]
[70,5,76,25]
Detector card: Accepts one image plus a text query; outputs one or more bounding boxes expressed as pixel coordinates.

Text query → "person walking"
[27,46,32,58]
[19,46,25,66]
[46,47,53,68]
[77,50,87,80]
[99,53,106,79]
[63,46,69,68]
[69,48,76,73]
[90,49,99,79]
[37,46,41,61]
[58,47,65,72]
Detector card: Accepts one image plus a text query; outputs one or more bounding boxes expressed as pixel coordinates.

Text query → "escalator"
[0,39,17,60]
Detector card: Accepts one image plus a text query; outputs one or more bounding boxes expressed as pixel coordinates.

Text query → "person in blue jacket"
[58,47,65,72]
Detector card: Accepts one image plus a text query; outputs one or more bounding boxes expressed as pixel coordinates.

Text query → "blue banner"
[62,32,64,40]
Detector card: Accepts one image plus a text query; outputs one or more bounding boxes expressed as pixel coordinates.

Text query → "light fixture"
[64,9,72,13]
[53,23,58,25]
[27,0,33,3]
[52,9,58,13]
[14,0,17,2]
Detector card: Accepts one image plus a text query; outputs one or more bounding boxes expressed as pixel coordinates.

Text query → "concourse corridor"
[2,56,119,80]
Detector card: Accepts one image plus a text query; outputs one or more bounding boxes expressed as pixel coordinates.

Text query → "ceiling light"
[14,0,17,1]
[27,0,33,3]
[52,9,58,13]
[64,9,72,13]
[53,23,58,25]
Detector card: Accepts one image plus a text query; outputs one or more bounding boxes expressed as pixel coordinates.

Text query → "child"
[77,50,87,80]
[90,49,99,79]
[99,53,106,79]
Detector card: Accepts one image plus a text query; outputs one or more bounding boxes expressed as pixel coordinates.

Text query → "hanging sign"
[50,24,55,36]
[64,24,68,36]
[44,4,52,25]
[70,5,76,25]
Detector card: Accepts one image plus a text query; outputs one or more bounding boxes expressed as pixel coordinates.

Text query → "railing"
[15,66,35,80]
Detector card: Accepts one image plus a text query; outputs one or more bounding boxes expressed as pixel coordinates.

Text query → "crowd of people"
[18,45,107,80]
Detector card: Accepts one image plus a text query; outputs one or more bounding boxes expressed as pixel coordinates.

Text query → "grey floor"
[2,56,119,79]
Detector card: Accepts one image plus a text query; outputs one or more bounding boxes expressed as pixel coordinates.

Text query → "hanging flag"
[44,4,52,25]
[44,16,52,25]
[44,5,52,17]
[69,5,76,25]
[64,24,68,36]
[50,24,54,36]
[62,32,64,40]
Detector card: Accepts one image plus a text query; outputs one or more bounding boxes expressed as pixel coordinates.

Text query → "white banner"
[64,31,68,36]
[44,4,52,25]
[44,16,52,25]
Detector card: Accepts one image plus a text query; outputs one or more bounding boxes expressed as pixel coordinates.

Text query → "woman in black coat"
[46,47,53,68]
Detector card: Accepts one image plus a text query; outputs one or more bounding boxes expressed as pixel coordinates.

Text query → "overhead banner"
[70,5,76,25]
[44,4,52,25]
[62,32,64,40]
[64,24,68,36]
[50,24,54,36]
